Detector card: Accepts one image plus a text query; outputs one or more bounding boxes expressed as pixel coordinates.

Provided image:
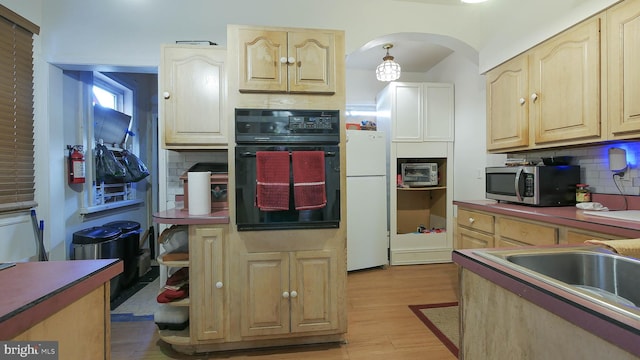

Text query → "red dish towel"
[256,151,290,211]
[292,151,326,210]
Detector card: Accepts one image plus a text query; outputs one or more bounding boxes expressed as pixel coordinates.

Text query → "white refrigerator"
[346,130,388,271]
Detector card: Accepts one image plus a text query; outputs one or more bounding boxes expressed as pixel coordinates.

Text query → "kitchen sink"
[474,246,640,320]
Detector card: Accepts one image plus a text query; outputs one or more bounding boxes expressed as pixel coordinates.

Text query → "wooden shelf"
[397,186,446,191]
[159,297,190,307]
[157,257,189,268]
[158,327,191,345]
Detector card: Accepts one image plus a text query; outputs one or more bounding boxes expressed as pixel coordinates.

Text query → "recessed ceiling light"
[461,0,488,3]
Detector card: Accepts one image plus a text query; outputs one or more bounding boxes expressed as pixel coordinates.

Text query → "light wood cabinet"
[155,224,227,346]
[240,249,338,337]
[456,208,495,249]
[455,205,626,250]
[497,217,558,246]
[486,54,529,151]
[235,27,337,94]
[530,16,602,145]
[562,228,620,244]
[607,0,640,140]
[377,82,454,142]
[486,16,603,152]
[190,226,225,341]
[159,44,228,149]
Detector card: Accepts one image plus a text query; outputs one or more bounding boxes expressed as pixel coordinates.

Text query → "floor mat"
[409,302,459,357]
[110,265,159,311]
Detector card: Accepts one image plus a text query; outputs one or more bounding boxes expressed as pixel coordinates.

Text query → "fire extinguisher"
[68,145,85,184]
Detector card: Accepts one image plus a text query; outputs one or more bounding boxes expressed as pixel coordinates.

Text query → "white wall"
[479,0,621,72]
[424,52,505,201]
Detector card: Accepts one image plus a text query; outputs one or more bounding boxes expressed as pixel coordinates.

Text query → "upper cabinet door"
[237,29,288,93]
[237,27,337,94]
[423,83,454,142]
[530,17,602,145]
[608,0,640,139]
[392,83,423,142]
[287,31,336,94]
[160,45,228,148]
[486,54,530,151]
[378,82,454,143]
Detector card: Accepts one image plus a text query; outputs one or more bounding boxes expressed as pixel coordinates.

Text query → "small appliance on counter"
[400,162,438,187]
[180,162,228,211]
[485,165,580,206]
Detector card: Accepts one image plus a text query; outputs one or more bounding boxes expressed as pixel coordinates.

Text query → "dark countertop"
[453,248,640,356]
[454,198,640,238]
[153,202,229,225]
[0,259,122,339]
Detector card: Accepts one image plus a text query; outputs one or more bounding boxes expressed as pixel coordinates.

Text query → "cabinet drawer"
[457,209,494,234]
[498,218,557,246]
[458,227,494,249]
[564,229,620,244]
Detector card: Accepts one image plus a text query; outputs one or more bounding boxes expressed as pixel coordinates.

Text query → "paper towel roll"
[188,171,211,215]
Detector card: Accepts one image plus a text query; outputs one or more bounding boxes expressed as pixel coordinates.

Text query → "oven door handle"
[239,151,336,157]
[514,167,523,202]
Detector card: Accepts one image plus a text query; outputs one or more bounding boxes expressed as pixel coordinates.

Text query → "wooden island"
[0,259,122,359]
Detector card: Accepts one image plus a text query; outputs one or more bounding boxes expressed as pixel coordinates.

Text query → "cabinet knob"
[531,93,539,102]
[282,291,290,299]
[290,290,298,298]
[215,281,223,289]
[163,91,170,99]
[519,97,526,105]
[468,217,475,224]
[280,57,288,64]
[288,57,296,65]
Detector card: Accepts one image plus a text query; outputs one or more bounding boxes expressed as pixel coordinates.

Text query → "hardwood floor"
[111,263,459,359]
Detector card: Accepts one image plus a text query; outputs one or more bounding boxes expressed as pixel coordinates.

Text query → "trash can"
[72,226,123,301]
[104,220,141,289]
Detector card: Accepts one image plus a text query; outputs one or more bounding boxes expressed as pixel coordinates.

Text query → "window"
[93,86,117,109]
[81,72,142,214]
[0,6,39,212]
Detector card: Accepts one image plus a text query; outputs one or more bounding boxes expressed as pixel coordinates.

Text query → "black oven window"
[235,145,340,231]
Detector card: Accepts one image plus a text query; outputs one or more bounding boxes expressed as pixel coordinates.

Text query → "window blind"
[0,6,39,212]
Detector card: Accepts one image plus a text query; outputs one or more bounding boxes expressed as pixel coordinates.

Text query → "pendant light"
[376,44,401,82]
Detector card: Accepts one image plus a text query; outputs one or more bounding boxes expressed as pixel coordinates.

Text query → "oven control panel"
[235,108,340,144]
[288,116,334,130]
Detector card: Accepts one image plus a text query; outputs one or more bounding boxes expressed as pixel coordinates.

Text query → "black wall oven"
[235,109,341,231]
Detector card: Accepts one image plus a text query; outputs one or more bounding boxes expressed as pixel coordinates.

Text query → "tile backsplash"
[511,142,640,196]
[166,150,228,203]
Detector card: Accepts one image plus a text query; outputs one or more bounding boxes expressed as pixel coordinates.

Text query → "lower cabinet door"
[190,226,225,341]
[458,227,494,249]
[240,252,291,337]
[240,249,339,337]
[290,250,338,333]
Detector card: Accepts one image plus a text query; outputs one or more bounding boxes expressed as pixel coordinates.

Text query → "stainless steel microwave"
[485,165,580,206]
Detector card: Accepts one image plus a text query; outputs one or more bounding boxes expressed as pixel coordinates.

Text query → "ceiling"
[345,0,474,73]
[346,40,454,73]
